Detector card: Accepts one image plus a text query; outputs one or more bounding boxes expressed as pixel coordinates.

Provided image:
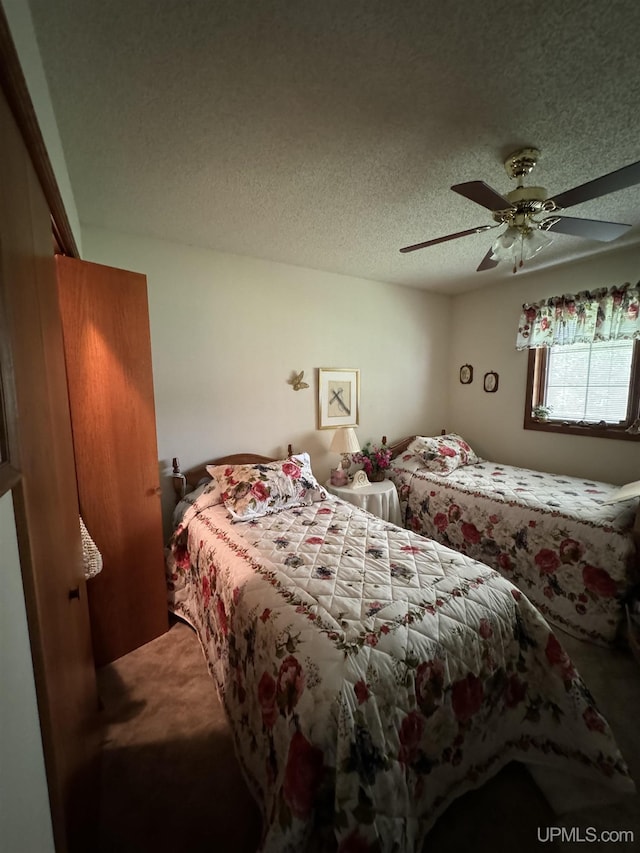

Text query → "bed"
[167,449,634,853]
[385,433,640,646]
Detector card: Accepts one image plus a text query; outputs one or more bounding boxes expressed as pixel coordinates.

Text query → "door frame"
[0,7,78,260]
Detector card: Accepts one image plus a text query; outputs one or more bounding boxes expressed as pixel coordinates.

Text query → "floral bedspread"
[388,456,638,645]
[168,491,633,853]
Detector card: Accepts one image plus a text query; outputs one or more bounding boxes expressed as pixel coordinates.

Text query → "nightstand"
[325,478,402,525]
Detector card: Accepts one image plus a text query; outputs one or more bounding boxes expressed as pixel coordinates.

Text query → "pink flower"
[439,445,457,457]
[433,512,448,533]
[251,481,270,501]
[216,597,228,636]
[354,680,369,704]
[398,710,425,764]
[415,658,444,716]
[498,553,513,572]
[306,536,324,545]
[545,633,575,681]
[451,673,484,722]
[448,504,461,521]
[173,542,190,570]
[461,522,481,544]
[258,672,278,729]
[478,618,493,639]
[283,731,324,818]
[277,655,305,713]
[202,575,211,609]
[282,461,302,479]
[582,565,618,598]
[534,548,560,575]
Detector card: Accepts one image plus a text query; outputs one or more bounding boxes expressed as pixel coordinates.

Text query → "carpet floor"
[95,619,639,853]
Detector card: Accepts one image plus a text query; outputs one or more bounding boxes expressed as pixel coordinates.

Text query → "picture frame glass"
[459,364,473,384]
[318,368,360,428]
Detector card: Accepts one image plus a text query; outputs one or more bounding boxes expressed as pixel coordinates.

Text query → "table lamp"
[329,427,360,486]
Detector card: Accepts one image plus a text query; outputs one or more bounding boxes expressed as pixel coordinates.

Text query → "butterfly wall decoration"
[289,370,309,391]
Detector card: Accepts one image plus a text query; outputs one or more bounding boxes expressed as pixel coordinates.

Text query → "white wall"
[0,492,55,853]
[1,0,82,253]
[449,244,640,484]
[82,226,452,535]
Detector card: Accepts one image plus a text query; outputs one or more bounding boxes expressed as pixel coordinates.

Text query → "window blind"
[545,340,633,423]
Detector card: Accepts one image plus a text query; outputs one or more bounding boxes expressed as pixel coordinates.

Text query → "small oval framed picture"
[459,364,473,384]
[483,371,499,393]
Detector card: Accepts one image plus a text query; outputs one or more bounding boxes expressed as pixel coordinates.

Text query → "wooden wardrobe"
[56,256,169,667]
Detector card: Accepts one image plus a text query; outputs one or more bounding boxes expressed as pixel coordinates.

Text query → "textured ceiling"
[27,0,640,293]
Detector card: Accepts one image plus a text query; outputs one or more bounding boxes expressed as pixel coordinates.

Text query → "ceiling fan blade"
[540,215,631,242]
[476,247,499,272]
[548,160,640,210]
[451,181,514,211]
[400,224,497,253]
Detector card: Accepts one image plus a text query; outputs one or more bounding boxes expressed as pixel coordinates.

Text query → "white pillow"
[408,433,480,475]
[209,452,327,521]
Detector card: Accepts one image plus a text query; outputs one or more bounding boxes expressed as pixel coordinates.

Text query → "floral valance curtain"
[516,282,640,350]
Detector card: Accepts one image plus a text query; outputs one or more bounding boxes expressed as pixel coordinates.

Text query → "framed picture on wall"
[483,371,499,393]
[318,368,360,428]
[459,364,473,384]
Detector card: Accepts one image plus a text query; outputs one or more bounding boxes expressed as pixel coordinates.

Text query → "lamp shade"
[329,427,361,454]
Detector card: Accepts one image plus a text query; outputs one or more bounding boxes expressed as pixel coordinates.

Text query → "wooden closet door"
[56,256,168,666]
[0,85,99,852]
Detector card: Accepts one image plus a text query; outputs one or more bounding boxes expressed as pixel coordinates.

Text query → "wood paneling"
[0,83,99,852]
[57,256,168,666]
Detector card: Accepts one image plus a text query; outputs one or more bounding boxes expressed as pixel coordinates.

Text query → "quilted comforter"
[388,456,638,646]
[167,489,633,852]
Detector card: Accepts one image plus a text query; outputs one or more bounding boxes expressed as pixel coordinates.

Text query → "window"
[524,339,640,440]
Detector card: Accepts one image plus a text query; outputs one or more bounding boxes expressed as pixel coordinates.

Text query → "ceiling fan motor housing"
[504,147,541,179]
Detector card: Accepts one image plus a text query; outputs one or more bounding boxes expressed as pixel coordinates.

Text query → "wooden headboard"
[382,429,446,459]
[172,445,293,501]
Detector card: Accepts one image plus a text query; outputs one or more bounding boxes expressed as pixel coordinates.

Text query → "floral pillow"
[407,433,480,475]
[209,452,327,521]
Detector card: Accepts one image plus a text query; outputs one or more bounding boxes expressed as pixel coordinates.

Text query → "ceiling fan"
[400,147,640,273]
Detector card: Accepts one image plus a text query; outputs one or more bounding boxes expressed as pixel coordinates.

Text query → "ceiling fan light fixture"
[491,221,553,272]
[521,225,553,260]
[490,226,518,260]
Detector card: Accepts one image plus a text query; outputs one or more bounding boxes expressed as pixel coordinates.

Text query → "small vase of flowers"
[351,440,392,482]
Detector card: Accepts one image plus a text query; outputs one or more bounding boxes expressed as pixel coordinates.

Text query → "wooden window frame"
[523,340,640,442]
